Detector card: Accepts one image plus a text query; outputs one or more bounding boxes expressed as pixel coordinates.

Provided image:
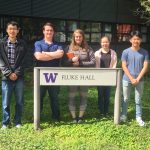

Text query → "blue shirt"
[34,39,63,67]
[121,47,149,81]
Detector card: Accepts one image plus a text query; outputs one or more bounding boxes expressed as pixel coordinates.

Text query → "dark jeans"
[97,86,111,115]
[40,86,60,120]
[2,79,24,125]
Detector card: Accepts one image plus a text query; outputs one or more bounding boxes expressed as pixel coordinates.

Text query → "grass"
[0,71,150,150]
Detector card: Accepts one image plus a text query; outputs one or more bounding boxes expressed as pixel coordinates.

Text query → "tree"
[138,0,150,23]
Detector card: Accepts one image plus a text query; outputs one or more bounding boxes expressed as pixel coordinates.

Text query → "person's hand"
[55,50,64,58]
[72,56,79,63]
[134,78,140,86]
[9,73,18,81]
[42,50,64,59]
[131,78,138,86]
[72,61,79,66]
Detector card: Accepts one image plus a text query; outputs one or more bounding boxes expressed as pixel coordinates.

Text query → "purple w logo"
[43,73,58,83]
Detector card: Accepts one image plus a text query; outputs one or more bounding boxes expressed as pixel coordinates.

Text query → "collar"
[43,39,53,45]
[7,38,18,45]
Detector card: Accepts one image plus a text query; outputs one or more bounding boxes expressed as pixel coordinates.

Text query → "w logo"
[43,73,58,83]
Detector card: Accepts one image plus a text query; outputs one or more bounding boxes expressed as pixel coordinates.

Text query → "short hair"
[42,22,55,32]
[130,30,142,39]
[6,21,19,29]
[100,36,110,42]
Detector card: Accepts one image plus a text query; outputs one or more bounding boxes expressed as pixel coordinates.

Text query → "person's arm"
[112,51,117,68]
[13,40,28,80]
[0,47,12,78]
[122,61,137,85]
[136,61,149,82]
[42,49,64,59]
[1,67,12,77]
[34,41,55,61]
[34,51,56,61]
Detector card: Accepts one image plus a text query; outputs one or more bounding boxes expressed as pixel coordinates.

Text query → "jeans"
[40,86,60,119]
[2,79,24,125]
[121,80,144,119]
[97,86,111,115]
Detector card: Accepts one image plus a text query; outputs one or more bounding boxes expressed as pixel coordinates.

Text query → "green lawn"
[0,72,150,150]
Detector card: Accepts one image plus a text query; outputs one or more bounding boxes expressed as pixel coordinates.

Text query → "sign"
[34,67,122,130]
[40,68,117,86]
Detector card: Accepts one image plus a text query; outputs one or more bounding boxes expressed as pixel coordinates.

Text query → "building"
[0,0,149,65]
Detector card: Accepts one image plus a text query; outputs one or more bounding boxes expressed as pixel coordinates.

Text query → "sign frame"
[34,67,122,130]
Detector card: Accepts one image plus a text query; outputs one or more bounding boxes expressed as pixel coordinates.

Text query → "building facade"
[0,0,149,65]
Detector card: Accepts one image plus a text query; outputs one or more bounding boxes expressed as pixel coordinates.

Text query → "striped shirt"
[7,39,17,65]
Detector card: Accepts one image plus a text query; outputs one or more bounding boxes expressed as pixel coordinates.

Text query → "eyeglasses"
[7,27,18,31]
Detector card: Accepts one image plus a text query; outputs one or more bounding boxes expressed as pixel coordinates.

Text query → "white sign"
[40,68,117,86]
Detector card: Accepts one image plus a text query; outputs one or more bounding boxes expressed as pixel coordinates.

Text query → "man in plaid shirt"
[0,21,27,129]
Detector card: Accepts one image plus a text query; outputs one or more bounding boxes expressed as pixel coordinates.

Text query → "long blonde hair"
[69,29,89,51]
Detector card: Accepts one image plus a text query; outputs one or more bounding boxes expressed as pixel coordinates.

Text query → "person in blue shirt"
[120,30,149,126]
[34,22,64,121]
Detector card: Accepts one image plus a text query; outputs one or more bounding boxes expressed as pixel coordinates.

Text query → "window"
[116,24,138,42]
[0,16,149,44]
[142,34,147,43]
[53,20,66,42]
[102,24,112,41]
[104,24,112,32]
[55,32,66,42]
[80,22,90,32]
[55,20,66,31]
[91,33,101,42]
[67,33,73,42]
[84,33,90,42]
[141,26,147,33]
[90,23,101,43]
[91,23,101,32]
[141,26,147,43]
[67,21,77,32]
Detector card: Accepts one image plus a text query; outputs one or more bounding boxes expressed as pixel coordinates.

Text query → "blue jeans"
[2,79,24,125]
[121,80,144,119]
[97,86,111,115]
[40,86,60,120]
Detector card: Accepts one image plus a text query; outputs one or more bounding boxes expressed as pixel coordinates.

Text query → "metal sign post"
[34,67,122,130]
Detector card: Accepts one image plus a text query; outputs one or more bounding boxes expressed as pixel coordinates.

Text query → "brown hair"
[6,21,20,29]
[42,22,55,32]
[100,36,110,43]
[69,29,89,51]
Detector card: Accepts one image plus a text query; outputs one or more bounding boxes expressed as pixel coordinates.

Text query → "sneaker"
[78,117,83,123]
[120,115,127,122]
[136,117,145,127]
[72,118,78,123]
[16,124,22,128]
[1,125,7,130]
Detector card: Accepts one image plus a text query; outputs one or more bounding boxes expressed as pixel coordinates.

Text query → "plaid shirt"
[7,39,17,65]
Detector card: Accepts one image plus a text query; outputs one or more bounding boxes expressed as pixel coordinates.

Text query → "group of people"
[0,21,149,129]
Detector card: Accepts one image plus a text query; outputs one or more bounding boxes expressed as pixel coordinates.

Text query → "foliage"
[0,72,150,150]
[140,0,150,11]
[138,0,150,22]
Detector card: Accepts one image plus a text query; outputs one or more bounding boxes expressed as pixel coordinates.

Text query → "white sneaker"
[136,117,145,127]
[120,115,127,122]
[16,124,22,128]
[1,125,7,130]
